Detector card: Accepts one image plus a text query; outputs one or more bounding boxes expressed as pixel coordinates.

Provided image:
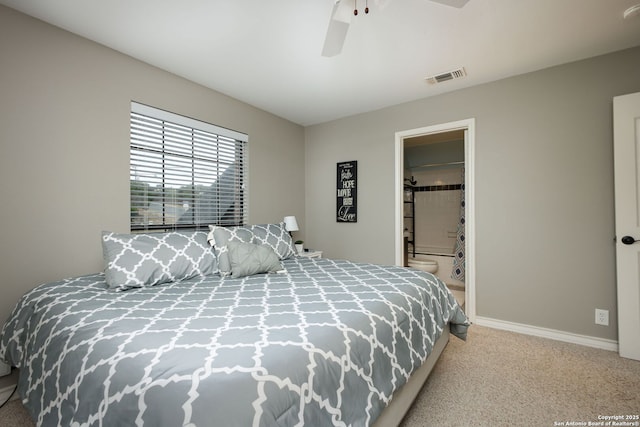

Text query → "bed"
[0,225,469,426]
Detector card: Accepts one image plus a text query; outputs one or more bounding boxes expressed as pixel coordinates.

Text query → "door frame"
[394,118,476,323]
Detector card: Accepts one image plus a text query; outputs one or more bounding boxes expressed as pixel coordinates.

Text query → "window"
[130,102,248,232]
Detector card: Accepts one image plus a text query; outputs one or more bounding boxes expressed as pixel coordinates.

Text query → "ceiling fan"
[321,0,470,57]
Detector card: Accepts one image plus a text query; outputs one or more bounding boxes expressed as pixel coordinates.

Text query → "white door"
[613,92,640,361]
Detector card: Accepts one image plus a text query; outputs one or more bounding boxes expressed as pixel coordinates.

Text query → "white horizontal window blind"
[130,102,248,232]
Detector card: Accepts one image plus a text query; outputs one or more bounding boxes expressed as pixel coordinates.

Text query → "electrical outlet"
[595,309,609,326]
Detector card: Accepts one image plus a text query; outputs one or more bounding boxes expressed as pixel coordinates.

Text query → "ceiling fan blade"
[321,19,349,57]
[321,1,352,57]
[319,0,470,57]
[372,0,394,11]
[331,0,354,23]
[428,0,470,8]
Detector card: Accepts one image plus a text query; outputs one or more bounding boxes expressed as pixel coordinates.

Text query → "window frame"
[129,102,248,232]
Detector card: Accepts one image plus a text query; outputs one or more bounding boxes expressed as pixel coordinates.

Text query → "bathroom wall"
[405,164,466,287]
[404,138,464,256]
[408,166,463,255]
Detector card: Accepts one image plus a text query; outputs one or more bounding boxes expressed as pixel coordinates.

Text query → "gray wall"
[0,6,305,324]
[305,46,640,341]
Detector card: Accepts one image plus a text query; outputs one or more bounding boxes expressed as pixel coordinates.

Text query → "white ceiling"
[3,0,640,126]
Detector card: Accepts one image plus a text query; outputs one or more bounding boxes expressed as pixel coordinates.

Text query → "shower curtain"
[452,168,465,281]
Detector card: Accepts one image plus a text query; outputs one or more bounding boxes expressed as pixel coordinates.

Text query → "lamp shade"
[283,216,299,232]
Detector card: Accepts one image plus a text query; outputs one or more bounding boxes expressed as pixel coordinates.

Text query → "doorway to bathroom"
[394,119,476,322]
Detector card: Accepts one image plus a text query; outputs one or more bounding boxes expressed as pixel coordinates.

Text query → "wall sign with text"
[336,160,357,223]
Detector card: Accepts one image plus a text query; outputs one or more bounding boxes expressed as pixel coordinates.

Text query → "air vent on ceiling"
[425,67,467,85]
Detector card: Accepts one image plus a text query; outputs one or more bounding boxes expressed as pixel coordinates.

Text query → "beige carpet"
[1,325,638,426]
[401,325,640,426]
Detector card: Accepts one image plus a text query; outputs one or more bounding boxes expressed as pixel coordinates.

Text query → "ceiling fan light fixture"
[322,0,470,58]
[353,0,370,16]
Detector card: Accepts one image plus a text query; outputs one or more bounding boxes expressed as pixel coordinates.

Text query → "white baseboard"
[475,316,619,352]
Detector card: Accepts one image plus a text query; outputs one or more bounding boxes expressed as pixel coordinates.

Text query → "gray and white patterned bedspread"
[0,257,469,427]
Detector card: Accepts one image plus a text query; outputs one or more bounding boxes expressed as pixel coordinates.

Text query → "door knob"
[621,236,639,245]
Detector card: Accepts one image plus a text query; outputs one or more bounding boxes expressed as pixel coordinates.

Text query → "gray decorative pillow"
[208,225,254,276]
[250,222,296,260]
[102,231,217,291]
[227,240,284,278]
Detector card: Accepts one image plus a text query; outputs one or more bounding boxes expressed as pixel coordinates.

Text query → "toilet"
[407,257,438,274]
